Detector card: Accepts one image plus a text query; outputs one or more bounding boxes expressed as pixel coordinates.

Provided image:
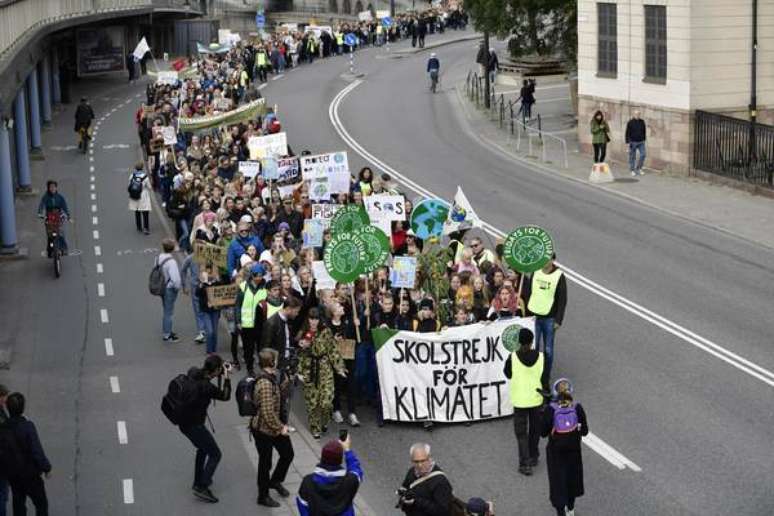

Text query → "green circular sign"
[501,324,524,353]
[330,204,370,235]
[503,225,554,273]
[324,232,366,283]
[354,225,391,273]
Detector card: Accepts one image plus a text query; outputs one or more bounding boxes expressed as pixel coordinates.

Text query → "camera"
[395,487,414,509]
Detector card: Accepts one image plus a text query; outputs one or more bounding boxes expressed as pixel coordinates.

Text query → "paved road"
[2,33,773,516]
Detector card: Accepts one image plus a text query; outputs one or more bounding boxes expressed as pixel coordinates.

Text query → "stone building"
[577,0,774,175]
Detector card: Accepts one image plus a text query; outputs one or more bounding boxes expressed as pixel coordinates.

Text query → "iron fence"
[694,110,774,188]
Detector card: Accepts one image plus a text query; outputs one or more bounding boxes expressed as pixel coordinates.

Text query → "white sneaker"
[332,411,344,424]
[566,508,575,516]
[194,332,205,343]
[348,413,361,427]
[631,170,636,177]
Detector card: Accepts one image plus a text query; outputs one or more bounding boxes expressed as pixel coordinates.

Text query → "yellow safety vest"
[336,33,344,45]
[257,53,267,66]
[527,268,563,316]
[266,302,281,319]
[240,283,267,328]
[509,352,544,408]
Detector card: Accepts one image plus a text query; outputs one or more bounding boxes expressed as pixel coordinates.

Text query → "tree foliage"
[464,0,577,66]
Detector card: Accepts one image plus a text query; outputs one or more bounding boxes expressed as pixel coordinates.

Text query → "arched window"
[329,0,338,13]
[343,0,352,14]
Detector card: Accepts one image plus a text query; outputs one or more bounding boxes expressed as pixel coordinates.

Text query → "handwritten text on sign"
[194,241,227,269]
[206,284,239,308]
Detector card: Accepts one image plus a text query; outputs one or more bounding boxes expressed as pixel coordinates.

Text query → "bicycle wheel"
[52,239,61,278]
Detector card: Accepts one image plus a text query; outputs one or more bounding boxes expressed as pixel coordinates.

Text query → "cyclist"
[37,180,71,254]
[427,52,440,93]
[74,97,95,151]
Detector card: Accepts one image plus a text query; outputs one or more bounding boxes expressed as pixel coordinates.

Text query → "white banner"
[312,260,336,291]
[374,318,536,423]
[239,160,261,179]
[311,203,342,228]
[300,151,349,180]
[365,194,406,221]
[248,133,288,160]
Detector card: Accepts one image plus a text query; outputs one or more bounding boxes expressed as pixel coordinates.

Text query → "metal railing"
[694,110,774,188]
[0,0,199,63]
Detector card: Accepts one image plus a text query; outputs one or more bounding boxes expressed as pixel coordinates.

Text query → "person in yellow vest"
[261,280,285,320]
[254,48,269,83]
[526,253,567,379]
[236,263,268,376]
[503,328,548,476]
[335,31,344,55]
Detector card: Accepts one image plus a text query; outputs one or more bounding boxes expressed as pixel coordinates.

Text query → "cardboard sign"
[161,126,177,146]
[365,194,406,221]
[337,339,356,360]
[277,184,296,199]
[193,241,227,269]
[311,204,342,226]
[358,11,373,21]
[239,160,261,179]
[214,97,232,111]
[149,138,165,154]
[156,71,179,85]
[142,105,154,114]
[206,284,239,308]
[276,157,300,183]
[300,152,349,180]
[248,133,288,160]
[302,219,324,248]
[390,256,417,289]
[312,260,336,291]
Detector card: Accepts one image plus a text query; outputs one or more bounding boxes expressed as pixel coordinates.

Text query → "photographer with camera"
[163,354,231,503]
[251,349,295,508]
[398,443,453,516]
[296,433,363,516]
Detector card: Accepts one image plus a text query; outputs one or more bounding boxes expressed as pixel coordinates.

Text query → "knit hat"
[250,263,266,276]
[320,440,343,466]
[466,498,488,516]
[278,222,291,232]
[518,328,534,346]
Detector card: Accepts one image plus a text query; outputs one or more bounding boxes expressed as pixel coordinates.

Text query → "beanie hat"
[518,328,534,346]
[466,497,488,516]
[320,440,343,466]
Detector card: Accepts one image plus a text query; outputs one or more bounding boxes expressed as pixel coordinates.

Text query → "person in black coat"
[541,386,588,516]
[398,443,453,516]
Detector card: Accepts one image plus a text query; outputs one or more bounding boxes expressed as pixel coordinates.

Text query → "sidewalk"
[454,77,774,251]
[391,30,481,57]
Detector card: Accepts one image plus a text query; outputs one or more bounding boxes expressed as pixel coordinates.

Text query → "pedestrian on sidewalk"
[526,253,567,379]
[252,349,295,508]
[297,435,363,516]
[625,111,647,176]
[3,392,52,515]
[128,161,151,234]
[590,111,611,163]
[517,79,536,122]
[487,48,499,87]
[503,328,547,476]
[541,381,588,516]
[397,443,453,515]
[158,238,182,342]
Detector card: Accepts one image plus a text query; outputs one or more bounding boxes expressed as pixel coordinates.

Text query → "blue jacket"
[297,450,363,516]
[226,234,265,276]
[7,416,52,475]
[38,192,70,218]
[427,57,440,73]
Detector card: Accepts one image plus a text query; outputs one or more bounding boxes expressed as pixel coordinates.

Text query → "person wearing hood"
[297,436,363,516]
[227,221,265,277]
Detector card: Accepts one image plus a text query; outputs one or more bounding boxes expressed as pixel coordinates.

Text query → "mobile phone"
[339,429,348,442]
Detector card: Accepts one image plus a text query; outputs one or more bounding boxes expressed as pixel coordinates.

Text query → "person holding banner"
[503,328,548,476]
[526,253,567,379]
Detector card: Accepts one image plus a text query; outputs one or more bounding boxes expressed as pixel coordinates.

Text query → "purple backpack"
[550,402,579,434]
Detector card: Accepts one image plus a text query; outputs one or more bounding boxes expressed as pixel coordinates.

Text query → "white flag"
[443,186,482,235]
[133,37,151,60]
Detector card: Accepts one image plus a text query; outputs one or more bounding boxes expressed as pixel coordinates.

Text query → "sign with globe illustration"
[354,225,391,273]
[503,226,554,273]
[410,199,450,240]
[501,323,524,353]
[330,204,371,235]
[324,232,366,283]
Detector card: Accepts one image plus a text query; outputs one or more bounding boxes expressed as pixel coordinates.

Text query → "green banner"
[354,225,390,273]
[330,204,370,235]
[178,99,266,132]
[323,232,366,284]
[502,225,554,273]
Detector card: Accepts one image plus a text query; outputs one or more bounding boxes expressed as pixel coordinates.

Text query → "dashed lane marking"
[97,283,105,297]
[100,309,109,323]
[91,205,97,213]
[96,263,103,274]
[104,338,114,356]
[92,216,98,225]
[117,421,128,444]
[94,245,101,256]
[122,479,134,504]
[93,230,100,240]
[110,376,120,393]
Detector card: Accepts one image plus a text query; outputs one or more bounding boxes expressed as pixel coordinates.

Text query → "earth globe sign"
[501,324,523,353]
[331,204,370,235]
[354,225,390,273]
[324,233,365,283]
[503,226,554,273]
[410,199,450,240]
[450,204,467,223]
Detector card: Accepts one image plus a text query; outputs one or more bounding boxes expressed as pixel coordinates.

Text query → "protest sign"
[443,186,482,235]
[302,219,324,248]
[337,339,356,360]
[389,256,417,289]
[311,204,342,228]
[214,97,232,111]
[358,10,373,21]
[364,194,406,222]
[206,284,240,308]
[353,225,390,273]
[300,152,349,180]
[277,184,296,199]
[330,204,370,235]
[247,132,288,159]
[156,71,178,85]
[373,318,535,423]
[276,157,300,183]
[409,198,450,240]
[503,226,554,273]
[142,105,154,115]
[179,98,265,132]
[309,177,331,202]
[238,160,261,180]
[312,260,336,291]
[328,170,351,194]
[261,157,279,180]
[376,9,390,18]
[149,137,165,153]
[323,232,366,283]
[193,241,227,269]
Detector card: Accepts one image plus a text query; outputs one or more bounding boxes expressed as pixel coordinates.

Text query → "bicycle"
[78,126,91,153]
[44,211,66,278]
[429,70,439,93]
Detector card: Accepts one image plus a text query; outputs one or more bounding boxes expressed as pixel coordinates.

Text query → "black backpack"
[128,173,144,200]
[149,256,173,297]
[0,421,37,481]
[235,376,258,417]
[161,373,200,426]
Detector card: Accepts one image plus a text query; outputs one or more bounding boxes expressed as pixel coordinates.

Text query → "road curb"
[389,33,481,58]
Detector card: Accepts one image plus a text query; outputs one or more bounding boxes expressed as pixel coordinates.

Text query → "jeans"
[9,475,47,516]
[162,287,179,337]
[628,141,646,172]
[202,310,221,353]
[177,218,191,253]
[513,406,542,467]
[534,317,555,377]
[252,430,294,499]
[593,143,607,163]
[180,424,221,489]
[355,342,378,401]
[191,288,207,334]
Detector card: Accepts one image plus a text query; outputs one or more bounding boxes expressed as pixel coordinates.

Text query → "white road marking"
[96,263,103,274]
[110,376,120,393]
[89,156,93,162]
[258,83,267,90]
[272,74,284,80]
[90,184,95,191]
[584,433,641,472]
[102,144,131,149]
[117,421,128,444]
[97,283,105,297]
[94,245,101,256]
[92,216,98,225]
[93,230,100,240]
[91,205,97,212]
[89,166,94,172]
[100,309,109,323]
[90,193,96,200]
[122,479,134,504]
[104,338,114,356]
[90,175,95,182]
[89,148,94,155]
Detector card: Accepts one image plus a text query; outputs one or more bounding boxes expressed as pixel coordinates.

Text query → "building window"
[597,3,618,77]
[645,5,667,82]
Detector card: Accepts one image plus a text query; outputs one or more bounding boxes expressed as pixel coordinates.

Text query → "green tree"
[464,0,577,67]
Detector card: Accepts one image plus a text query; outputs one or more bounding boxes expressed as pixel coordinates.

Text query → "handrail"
[509,116,569,169]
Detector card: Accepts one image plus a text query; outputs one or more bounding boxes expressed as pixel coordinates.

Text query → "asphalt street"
[1,32,773,516]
